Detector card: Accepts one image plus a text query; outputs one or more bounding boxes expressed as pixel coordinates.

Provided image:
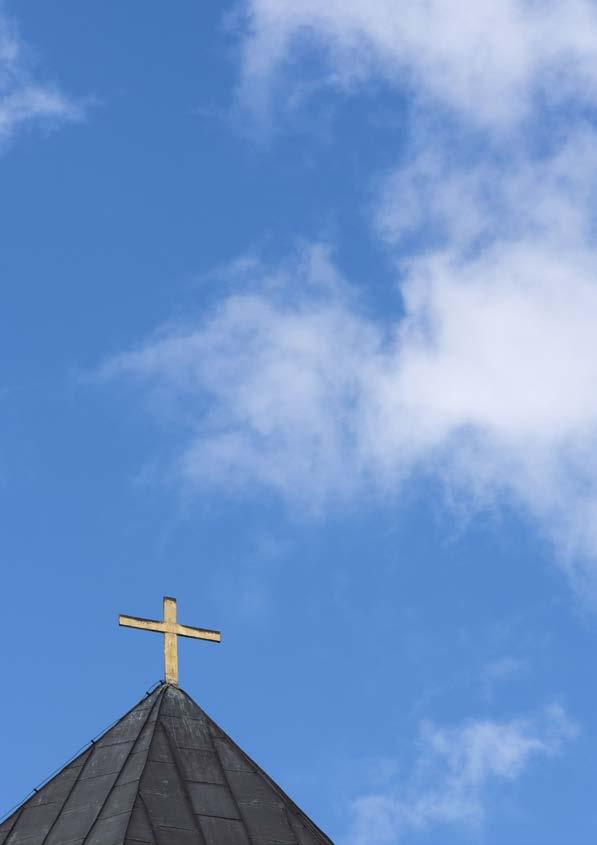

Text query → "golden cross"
[119,596,221,686]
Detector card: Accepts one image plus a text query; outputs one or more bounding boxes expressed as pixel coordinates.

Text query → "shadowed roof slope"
[0,684,333,845]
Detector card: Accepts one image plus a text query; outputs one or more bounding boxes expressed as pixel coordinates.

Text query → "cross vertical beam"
[163,597,178,685]
[118,596,221,686]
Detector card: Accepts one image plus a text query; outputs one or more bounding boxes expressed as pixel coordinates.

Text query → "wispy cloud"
[0,6,82,149]
[209,0,597,587]
[100,1,597,589]
[102,245,376,508]
[238,0,597,128]
[103,195,597,589]
[347,705,576,844]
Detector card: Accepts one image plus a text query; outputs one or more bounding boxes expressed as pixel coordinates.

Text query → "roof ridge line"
[82,686,165,845]
[0,682,165,825]
[176,686,334,845]
[120,686,168,845]
[135,793,158,845]
[1,805,25,845]
[155,715,209,845]
[35,745,95,845]
[201,701,258,845]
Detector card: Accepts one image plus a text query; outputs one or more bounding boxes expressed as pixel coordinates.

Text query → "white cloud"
[238,0,597,128]
[100,2,597,587]
[347,705,576,844]
[103,245,381,509]
[230,4,597,590]
[104,165,597,585]
[377,130,597,252]
[373,132,597,576]
[0,7,81,148]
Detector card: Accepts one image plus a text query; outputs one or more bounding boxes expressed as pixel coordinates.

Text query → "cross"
[119,596,221,686]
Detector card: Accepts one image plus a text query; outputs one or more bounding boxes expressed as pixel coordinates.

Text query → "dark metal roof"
[1,684,333,845]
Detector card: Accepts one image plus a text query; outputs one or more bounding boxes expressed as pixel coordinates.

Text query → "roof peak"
[0,685,333,845]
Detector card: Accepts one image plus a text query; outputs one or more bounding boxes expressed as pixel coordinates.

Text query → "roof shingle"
[1,685,333,845]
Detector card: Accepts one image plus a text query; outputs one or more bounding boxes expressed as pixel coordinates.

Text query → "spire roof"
[0,684,333,845]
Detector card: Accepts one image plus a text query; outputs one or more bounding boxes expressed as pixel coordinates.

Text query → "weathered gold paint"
[118,595,221,686]
[163,597,178,685]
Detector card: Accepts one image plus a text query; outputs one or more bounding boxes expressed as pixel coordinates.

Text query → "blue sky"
[2,1,597,842]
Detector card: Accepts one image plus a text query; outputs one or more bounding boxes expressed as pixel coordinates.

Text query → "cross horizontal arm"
[119,597,221,687]
[175,624,221,642]
[119,614,167,634]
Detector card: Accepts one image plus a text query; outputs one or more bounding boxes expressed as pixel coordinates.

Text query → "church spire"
[0,684,334,844]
